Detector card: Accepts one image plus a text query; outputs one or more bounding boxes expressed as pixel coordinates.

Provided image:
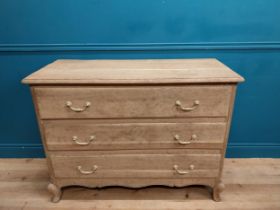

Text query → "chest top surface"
[22,59,244,85]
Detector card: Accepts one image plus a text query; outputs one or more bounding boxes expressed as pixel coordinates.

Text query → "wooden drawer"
[34,85,232,119]
[44,121,226,150]
[50,150,221,178]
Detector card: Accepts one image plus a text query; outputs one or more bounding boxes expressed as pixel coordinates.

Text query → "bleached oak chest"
[22,59,244,202]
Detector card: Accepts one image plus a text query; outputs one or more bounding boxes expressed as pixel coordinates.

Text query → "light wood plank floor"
[0,158,279,210]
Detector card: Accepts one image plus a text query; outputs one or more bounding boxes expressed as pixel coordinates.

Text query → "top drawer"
[34,85,232,119]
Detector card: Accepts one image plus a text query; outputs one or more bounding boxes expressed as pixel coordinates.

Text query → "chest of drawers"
[22,59,244,202]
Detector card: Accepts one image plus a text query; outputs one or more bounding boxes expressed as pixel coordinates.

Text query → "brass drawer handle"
[72,135,95,146]
[175,100,200,112]
[65,101,91,112]
[173,164,195,175]
[174,134,197,145]
[77,165,98,175]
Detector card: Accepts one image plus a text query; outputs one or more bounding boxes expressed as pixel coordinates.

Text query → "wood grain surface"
[34,85,232,119]
[23,59,244,202]
[22,59,244,84]
[0,158,279,210]
[44,121,226,150]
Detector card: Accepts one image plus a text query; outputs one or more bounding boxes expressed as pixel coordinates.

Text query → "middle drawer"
[43,121,226,150]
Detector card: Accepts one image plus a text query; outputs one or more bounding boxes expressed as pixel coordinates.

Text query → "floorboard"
[0,158,279,210]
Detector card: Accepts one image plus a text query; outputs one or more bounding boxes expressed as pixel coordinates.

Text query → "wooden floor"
[0,159,279,210]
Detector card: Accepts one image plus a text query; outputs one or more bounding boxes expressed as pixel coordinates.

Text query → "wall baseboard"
[0,144,45,158]
[226,143,280,158]
[0,143,279,158]
[0,42,280,52]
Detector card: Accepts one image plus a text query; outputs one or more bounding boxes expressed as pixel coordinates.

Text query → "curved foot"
[213,181,225,202]
[47,183,62,203]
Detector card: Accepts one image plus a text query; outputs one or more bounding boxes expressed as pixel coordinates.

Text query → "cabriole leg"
[47,183,62,203]
[213,181,225,202]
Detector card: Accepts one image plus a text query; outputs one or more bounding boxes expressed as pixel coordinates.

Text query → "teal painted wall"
[0,0,279,157]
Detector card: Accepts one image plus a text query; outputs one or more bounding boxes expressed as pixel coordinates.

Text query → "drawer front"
[34,86,232,119]
[44,121,226,150]
[50,150,221,178]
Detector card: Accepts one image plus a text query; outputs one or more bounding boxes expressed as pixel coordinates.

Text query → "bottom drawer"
[50,150,221,178]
